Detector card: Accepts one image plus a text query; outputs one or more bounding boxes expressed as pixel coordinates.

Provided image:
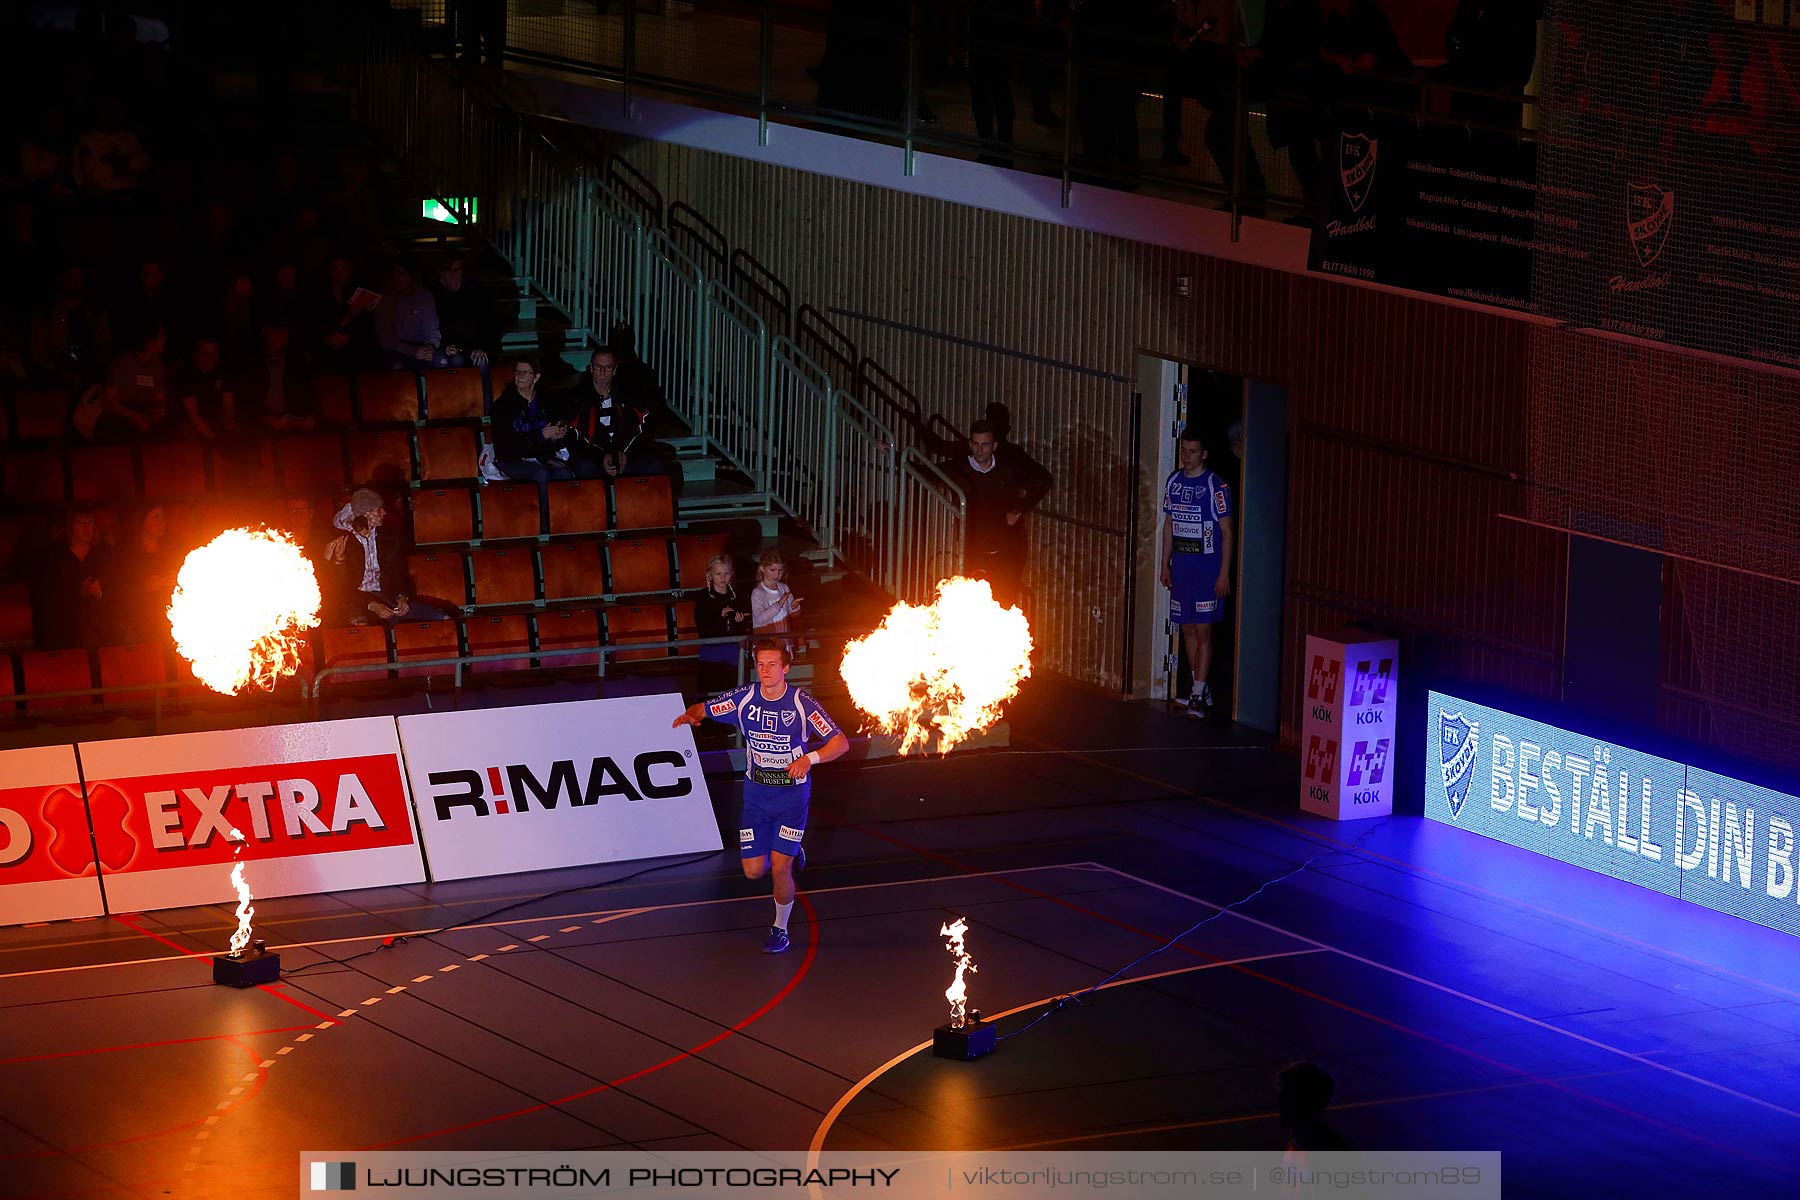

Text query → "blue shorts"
[1170,552,1224,625]
[740,779,809,858]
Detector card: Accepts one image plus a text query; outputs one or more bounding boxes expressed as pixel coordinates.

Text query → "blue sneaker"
[761,926,791,955]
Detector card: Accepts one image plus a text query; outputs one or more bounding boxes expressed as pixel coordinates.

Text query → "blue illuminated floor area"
[3,681,1799,1199]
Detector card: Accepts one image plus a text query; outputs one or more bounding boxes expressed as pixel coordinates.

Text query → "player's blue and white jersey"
[706,683,843,789]
[1163,468,1231,555]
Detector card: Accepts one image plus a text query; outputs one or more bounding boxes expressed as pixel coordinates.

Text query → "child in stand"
[751,547,802,640]
[693,552,750,692]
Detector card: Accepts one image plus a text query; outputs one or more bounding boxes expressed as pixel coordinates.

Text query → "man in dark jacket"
[329,488,453,625]
[491,354,578,508]
[939,418,1053,608]
[562,347,666,477]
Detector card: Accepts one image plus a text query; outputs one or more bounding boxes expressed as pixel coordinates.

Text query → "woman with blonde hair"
[693,552,749,690]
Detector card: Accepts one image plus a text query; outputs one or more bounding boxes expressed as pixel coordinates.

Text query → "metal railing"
[353,48,966,599]
[301,634,751,715]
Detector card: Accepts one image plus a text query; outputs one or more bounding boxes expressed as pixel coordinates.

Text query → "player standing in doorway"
[1160,427,1233,717]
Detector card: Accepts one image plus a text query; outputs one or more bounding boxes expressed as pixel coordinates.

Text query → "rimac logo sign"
[310,1162,355,1191]
[428,753,694,820]
[1438,710,1479,819]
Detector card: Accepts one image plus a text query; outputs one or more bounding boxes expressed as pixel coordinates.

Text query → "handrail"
[356,38,973,607]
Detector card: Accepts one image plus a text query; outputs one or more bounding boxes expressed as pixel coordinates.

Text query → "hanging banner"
[1309,120,1540,313]
[77,718,425,914]
[0,745,105,926]
[397,693,719,882]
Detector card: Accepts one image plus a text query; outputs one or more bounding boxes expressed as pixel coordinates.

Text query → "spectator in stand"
[326,157,384,260]
[1161,1,1268,198]
[72,95,151,196]
[940,418,1052,607]
[328,488,452,625]
[374,261,446,369]
[281,492,343,620]
[1241,0,1327,208]
[107,503,178,643]
[564,347,664,477]
[491,355,576,506]
[30,505,112,650]
[277,206,336,284]
[305,254,379,371]
[1443,0,1542,128]
[967,0,1019,165]
[235,320,316,431]
[605,321,667,426]
[101,322,170,439]
[218,269,260,369]
[1277,1062,1352,1159]
[432,255,495,369]
[693,552,751,692]
[266,262,307,336]
[751,548,803,640]
[64,385,108,445]
[19,109,76,201]
[172,335,238,440]
[112,257,173,351]
[30,264,110,387]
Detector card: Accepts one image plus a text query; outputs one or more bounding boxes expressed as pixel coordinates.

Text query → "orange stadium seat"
[546,479,608,535]
[23,649,94,711]
[674,532,729,589]
[479,484,540,540]
[407,552,470,611]
[423,368,486,421]
[605,604,670,662]
[412,487,475,544]
[612,475,674,532]
[98,643,169,706]
[465,614,532,674]
[276,433,347,493]
[608,538,675,596]
[314,374,355,426]
[417,425,480,480]
[0,518,33,583]
[469,547,536,608]
[0,584,33,646]
[13,389,73,441]
[213,435,275,493]
[540,542,605,603]
[314,626,391,688]
[139,440,209,499]
[670,600,699,658]
[348,429,413,487]
[535,607,601,670]
[4,447,67,505]
[69,445,136,505]
[393,620,461,681]
[356,371,422,424]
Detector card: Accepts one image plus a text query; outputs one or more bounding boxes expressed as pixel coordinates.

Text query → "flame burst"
[168,528,321,695]
[227,828,255,955]
[941,917,976,1029]
[839,577,1032,755]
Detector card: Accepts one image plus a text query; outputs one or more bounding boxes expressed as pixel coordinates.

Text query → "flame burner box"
[213,948,282,988]
[932,1015,996,1060]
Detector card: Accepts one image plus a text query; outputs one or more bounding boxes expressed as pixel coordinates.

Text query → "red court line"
[112,914,339,1024]
[1,1033,275,1160]
[842,821,1800,1174]
[364,892,823,1149]
[0,1026,313,1066]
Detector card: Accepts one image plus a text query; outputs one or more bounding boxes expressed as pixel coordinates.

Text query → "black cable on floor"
[280,851,720,978]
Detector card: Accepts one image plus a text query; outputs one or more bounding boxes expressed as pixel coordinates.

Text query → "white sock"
[773,900,794,931]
